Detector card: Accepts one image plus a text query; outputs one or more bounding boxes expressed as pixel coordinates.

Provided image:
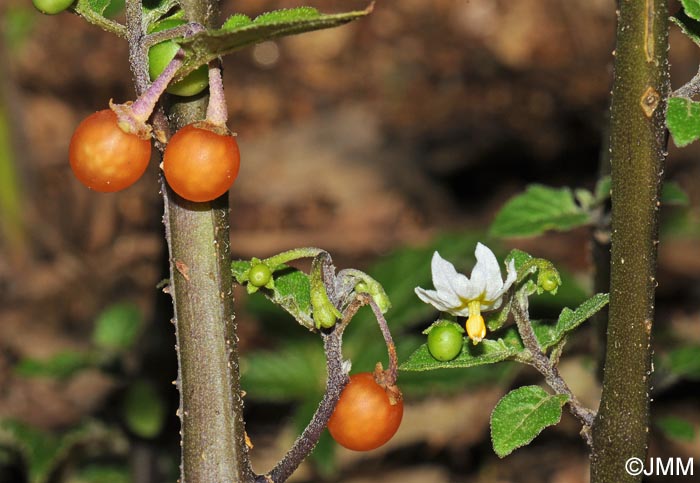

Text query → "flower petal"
[430,252,461,305]
[472,242,503,300]
[414,287,454,312]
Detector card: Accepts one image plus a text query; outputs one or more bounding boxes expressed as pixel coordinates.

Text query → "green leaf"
[490,386,568,457]
[0,421,125,483]
[241,341,326,401]
[401,294,608,372]
[665,345,700,380]
[92,303,142,351]
[543,293,609,347]
[293,400,337,477]
[350,231,487,332]
[594,176,611,203]
[269,267,314,329]
[15,351,91,380]
[72,0,126,37]
[490,185,591,238]
[671,10,700,47]
[661,181,690,206]
[142,0,179,26]
[682,0,700,20]
[173,5,372,83]
[122,380,166,439]
[399,337,521,371]
[253,7,321,25]
[667,97,700,147]
[222,13,252,30]
[73,464,130,483]
[655,416,696,442]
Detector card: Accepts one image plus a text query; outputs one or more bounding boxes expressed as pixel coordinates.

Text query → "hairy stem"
[590,0,669,481]
[512,292,594,444]
[260,329,348,483]
[124,0,252,480]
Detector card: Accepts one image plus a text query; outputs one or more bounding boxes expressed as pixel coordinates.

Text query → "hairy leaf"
[667,97,700,147]
[491,386,568,457]
[671,10,700,47]
[173,5,372,82]
[682,0,700,21]
[490,185,591,238]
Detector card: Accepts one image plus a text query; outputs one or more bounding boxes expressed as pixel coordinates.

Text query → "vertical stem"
[146,0,252,480]
[590,1,668,482]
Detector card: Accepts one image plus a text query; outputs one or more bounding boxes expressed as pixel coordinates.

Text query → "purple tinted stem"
[130,49,185,122]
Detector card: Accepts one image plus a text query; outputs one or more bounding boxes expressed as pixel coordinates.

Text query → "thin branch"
[260,329,348,483]
[367,298,398,385]
[673,65,700,98]
[143,22,206,49]
[512,292,595,445]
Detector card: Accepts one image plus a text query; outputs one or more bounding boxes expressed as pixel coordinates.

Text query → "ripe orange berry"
[327,372,403,451]
[162,124,240,202]
[69,109,151,192]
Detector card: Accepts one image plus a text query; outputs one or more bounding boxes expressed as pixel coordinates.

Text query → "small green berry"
[32,0,74,15]
[248,263,272,287]
[148,19,209,97]
[427,324,463,361]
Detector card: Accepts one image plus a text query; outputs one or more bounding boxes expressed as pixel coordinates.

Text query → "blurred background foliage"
[1,0,699,482]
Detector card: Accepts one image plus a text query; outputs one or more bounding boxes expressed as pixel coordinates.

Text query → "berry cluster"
[68,47,240,202]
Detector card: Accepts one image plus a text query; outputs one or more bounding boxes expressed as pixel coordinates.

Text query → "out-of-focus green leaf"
[665,346,700,380]
[173,5,372,82]
[92,303,142,351]
[594,176,611,203]
[490,386,568,457]
[661,181,690,206]
[122,380,166,439]
[490,185,592,238]
[2,6,36,52]
[351,231,486,333]
[15,351,91,379]
[72,464,130,483]
[0,420,126,483]
[655,415,696,442]
[667,97,700,147]
[293,400,337,477]
[241,341,326,401]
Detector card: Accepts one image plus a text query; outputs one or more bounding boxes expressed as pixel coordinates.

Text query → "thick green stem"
[152,0,252,481]
[590,1,668,481]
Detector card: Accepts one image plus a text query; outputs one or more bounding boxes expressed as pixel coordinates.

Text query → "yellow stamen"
[466,300,486,344]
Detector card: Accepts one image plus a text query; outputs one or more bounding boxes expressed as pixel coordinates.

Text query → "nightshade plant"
[26,0,700,482]
[30,1,405,483]
[404,1,696,481]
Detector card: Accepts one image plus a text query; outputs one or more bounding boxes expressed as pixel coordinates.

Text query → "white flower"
[414,243,517,343]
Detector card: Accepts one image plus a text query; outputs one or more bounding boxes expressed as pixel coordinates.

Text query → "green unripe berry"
[538,269,560,293]
[427,324,463,361]
[248,263,272,288]
[148,19,208,97]
[32,0,74,15]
